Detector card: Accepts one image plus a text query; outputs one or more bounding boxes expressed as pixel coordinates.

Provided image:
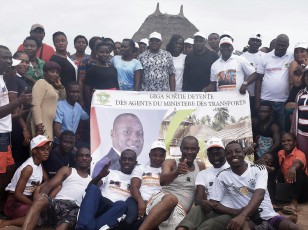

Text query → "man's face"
[281,133,296,154]
[139,43,147,54]
[225,143,245,168]
[30,28,45,45]
[207,147,225,168]
[258,105,271,121]
[184,43,193,55]
[248,38,262,53]
[120,150,137,174]
[149,148,166,168]
[149,38,162,52]
[193,36,205,53]
[274,38,289,57]
[180,139,199,166]
[67,85,80,103]
[75,147,92,169]
[60,135,75,153]
[24,40,38,58]
[208,33,220,51]
[111,115,144,156]
[220,43,233,59]
[114,42,121,56]
[0,48,12,74]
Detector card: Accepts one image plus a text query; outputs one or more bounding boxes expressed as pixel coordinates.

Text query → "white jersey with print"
[257,50,293,102]
[241,51,265,96]
[6,157,43,196]
[210,162,278,220]
[195,161,233,207]
[210,54,255,92]
[55,168,92,207]
[131,164,161,201]
[0,75,11,132]
[100,170,131,202]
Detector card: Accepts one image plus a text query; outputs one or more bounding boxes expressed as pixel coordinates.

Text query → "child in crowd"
[0,135,51,227]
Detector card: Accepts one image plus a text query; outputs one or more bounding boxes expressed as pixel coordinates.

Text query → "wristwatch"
[242,81,248,86]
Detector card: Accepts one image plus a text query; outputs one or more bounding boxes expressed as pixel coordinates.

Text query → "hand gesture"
[227,214,246,230]
[19,88,32,106]
[177,159,189,175]
[54,78,64,90]
[137,201,146,219]
[286,166,296,183]
[98,161,111,178]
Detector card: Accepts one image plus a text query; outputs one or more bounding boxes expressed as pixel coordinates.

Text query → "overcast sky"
[1,0,307,53]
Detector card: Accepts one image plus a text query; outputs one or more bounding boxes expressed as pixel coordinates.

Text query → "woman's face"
[74,38,87,53]
[44,69,60,84]
[24,40,38,58]
[54,35,68,52]
[294,48,308,63]
[121,41,132,57]
[173,38,184,54]
[15,53,30,75]
[96,45,110,63]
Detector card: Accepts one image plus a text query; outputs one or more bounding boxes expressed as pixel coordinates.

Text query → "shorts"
[44,194,79,228]
[0,132,14,173]
[146,191,186,230]
[268,215,287,228]
[4,193,31,219]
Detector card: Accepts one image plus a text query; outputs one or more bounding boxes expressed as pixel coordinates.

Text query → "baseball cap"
[30,23,44,31]
[151,141,166,151]
[294,41,308,49]
[184,38,194,45]
[12,59,21,67]
[249,33,262,41]
[139,38,149,46]
[219,37,233,46]
[149,32,162,41]
[220,31,233,39]
[206,137,224,149]
[134,42,139,49]
[30,135,52,150]
[194,32,207,39]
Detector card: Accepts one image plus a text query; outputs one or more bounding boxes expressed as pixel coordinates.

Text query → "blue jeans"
[261,100,285,132]
[76,184,127,230]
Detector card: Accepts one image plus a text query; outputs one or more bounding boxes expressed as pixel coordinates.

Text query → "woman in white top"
[166,35,186,92]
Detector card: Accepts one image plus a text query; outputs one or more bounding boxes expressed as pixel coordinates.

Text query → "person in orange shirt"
[278,132,308,215]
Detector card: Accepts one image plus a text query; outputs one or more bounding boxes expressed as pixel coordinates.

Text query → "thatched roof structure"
[132,3,199,48]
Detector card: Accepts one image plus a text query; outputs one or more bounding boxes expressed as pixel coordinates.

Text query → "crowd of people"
[0,22,307,229]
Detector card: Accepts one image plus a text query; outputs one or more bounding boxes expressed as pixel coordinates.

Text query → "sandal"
[281,205,297,215]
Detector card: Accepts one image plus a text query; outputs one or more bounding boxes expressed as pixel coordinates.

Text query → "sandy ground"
[1,202,308,229]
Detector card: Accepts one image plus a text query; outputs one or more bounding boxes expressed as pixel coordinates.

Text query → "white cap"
[151,141,166,151]
[206,137,224,149]
[30,135,52,150]
[31,23,44,31]
[149,32,162,41]
[294,41,308,49]
[184,38,194,45]
[12,58,21,67]
[249,33,262,41]
[134,42,139,49]
[219,37,233,46]
[194,32,207,39]
[220,31,233,39]
[139,38,149,46]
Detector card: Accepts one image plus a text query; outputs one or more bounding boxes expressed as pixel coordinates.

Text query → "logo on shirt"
[96,92,110,105]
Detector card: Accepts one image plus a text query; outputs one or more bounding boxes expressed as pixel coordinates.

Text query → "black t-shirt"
[50,55,76,88]
[6,75,33,95]
[85,65,119,89]
[182,49,219,92]
[43,147,75,179]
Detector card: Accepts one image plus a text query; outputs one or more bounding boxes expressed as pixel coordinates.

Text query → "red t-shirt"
[17,43,55,62]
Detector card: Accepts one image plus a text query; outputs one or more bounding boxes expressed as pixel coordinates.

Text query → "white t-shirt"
[131,164,162,201]
[257,50,293,102]
[241,51,265,96]
[195,161,233,207]
[6,157,43,196]
[0,75,12,132]
[210,162,278,220]
[100,170,131,202]
[173,54,186,92]
[210,55,255,92]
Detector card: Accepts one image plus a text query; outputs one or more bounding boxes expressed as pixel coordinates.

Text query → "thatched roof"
[132,3,199,48]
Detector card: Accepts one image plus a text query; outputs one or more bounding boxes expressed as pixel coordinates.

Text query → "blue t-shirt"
[111,56,143,90]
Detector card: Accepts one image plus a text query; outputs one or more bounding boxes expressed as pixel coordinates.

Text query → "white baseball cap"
[206,137,224,149]
[149,32,162,41]
[30,135,52,150]
[184,38,194,45]
[220,31,233,39]
[139,38,149,46]
[194,32,207,39]
[249,33,262,42]
[219,37,233,46]
[294,41,308,49]
[134,42,139,49]
[151,141,166,151]
[12,59,21,67]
